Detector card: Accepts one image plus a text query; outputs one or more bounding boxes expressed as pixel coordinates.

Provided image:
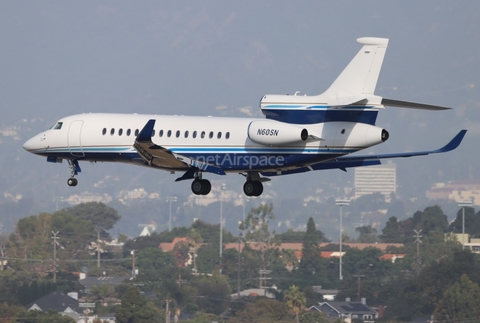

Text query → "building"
[25,291,82,321]
[310,300,378,322]
[427,181,480,205]
[354,162,396,201]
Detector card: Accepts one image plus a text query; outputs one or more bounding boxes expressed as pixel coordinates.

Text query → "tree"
[298,217,324,286]
[61,202,121,234]
[434,274,480,323]
[379,216,402,243]
[355,225,378,243]
[12,309,75,323]
[187,228,203,274]
[411,205,448,234]
[285,285,306,323]
[239,203,278,288]
[449,207,480,237]
[116,286,161,323]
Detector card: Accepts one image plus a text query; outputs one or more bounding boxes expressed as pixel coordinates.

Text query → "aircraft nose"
[23,134,46,152]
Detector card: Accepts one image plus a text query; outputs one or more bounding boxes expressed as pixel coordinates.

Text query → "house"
[25,291,82,321]
[310,300,378,323]
[79,274,130,293]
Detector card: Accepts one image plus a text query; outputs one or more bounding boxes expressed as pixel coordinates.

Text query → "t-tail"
[260,37,450,125]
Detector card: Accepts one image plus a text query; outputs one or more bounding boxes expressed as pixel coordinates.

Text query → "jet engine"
[247,120,308,145]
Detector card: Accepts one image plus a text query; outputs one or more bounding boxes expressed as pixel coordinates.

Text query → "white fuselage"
[23,113,386,174]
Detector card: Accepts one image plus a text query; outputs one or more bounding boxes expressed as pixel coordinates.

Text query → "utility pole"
[97,229,101,268]
[51,231,59,283]
[414,229,422,276]
[353,274,365,301]
[237,234,242,299]
[131,250,136,276]
[165,299,170,323]
[167,196,177,232]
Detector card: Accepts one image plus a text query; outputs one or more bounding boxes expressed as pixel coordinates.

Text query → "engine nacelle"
[248,120,308,145]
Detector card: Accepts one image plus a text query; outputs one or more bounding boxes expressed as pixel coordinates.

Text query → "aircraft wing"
[134,120,188,170]
[261,130,467,177]
[134,119,226,176]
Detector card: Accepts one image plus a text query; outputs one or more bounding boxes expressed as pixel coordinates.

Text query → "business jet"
[23,37,466,197]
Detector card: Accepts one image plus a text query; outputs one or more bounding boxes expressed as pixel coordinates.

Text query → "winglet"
[136,119,156,142]
[436,130,467,153]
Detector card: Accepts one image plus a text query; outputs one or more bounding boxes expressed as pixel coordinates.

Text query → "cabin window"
[226,132,230,139]
[185,131,189,138]
[217,132,222,139]
[102,128,107,135]
[127,129,131,136]
[159,130,164,137]
[167,130,172,137]
[110,128,115,135]
[135,129,139,136]
[152,130,155,137]
[201,131,205,139]
[176,130,180,138]
[209,131,214,139]
[193,131,197,138]
[119,129,123,136]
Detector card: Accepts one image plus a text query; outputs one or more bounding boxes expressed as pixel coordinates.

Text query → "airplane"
[23,37,466,197]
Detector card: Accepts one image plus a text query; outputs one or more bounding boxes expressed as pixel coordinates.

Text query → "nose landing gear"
[66,159,80,187]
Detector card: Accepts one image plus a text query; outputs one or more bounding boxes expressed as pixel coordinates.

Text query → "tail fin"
[323,37,389,106]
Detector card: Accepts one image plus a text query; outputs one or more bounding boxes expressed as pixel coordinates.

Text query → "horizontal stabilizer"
[382,98,450,110]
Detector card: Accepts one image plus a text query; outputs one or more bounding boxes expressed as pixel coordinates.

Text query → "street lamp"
[220,184,226,259]
[166,196,177,232]
[458,200,473,250]
[336,199,350,280]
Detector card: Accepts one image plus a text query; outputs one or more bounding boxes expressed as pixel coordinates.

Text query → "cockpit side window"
[50,122,63,130]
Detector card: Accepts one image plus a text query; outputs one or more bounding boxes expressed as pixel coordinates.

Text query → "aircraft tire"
[201,179,211,195]
[243,181,255,196]
[191,179,204,195]
[67,178,78,187]
[253,181,263,196]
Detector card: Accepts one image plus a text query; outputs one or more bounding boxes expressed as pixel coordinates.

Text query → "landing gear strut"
[67,159,79,187]
[191,172,211,195]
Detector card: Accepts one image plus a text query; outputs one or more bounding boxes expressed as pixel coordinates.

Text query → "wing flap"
[134,119,188,169]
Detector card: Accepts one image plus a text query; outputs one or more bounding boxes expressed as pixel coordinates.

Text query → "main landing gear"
[242,171,264,197]
[190,171,264,197]
[191,173,211,195]
[66,159,80,187]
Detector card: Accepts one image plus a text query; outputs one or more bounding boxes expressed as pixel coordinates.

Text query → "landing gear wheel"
[191,179,211,195]
[200,179,211,195]
[243,180,263,197]
[191,179,203,195]
[67,178,78,187]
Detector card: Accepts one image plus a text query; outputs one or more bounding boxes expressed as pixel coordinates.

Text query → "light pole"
[458,200,473,250]
[336,199,350,280]
[219,184,226,259]
[242,197,249,238]
[167,196,177,232]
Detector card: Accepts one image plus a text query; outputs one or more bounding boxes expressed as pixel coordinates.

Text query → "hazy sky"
[1,1,479,202]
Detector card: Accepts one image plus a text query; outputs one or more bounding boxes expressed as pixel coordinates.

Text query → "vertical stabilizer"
[323,37,389,105]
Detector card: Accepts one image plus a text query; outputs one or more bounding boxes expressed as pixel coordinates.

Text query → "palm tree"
[285,285,306,323]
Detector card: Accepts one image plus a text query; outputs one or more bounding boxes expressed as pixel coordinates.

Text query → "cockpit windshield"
[50,122,63,130]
